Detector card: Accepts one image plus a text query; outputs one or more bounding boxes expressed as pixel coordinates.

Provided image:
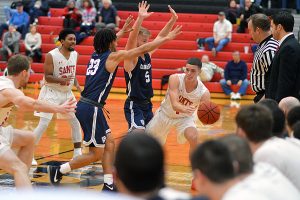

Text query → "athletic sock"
[104,174,113,185]
[60,163,71,174]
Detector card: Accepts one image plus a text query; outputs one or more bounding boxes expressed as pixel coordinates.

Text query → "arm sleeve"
[241,61,248,80]
[224,62,230,80]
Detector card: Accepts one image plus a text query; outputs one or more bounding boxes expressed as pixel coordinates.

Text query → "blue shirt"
[224,60,248,84]
[124,53,153,101]
[81,51,117,103]
[99,5,118,24]
[9,11,29,27]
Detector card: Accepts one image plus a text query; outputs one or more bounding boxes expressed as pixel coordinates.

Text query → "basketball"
[197,101,220,124]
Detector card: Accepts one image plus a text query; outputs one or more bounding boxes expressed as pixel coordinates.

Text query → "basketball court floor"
[0,86,253,191]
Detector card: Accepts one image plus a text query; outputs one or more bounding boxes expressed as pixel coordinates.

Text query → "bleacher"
[0,6,256,95]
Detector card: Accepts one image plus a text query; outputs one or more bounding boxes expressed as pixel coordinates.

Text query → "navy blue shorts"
[124,99,153,131]
[76,101,110,147]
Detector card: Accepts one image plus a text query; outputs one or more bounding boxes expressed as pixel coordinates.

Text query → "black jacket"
[266,34,300,102]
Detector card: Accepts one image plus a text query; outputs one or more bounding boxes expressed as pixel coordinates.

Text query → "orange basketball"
[197,101,220,124]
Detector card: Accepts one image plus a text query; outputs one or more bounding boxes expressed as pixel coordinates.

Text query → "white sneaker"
[235,93,241,100]
[72,149,82,159]
[32,158,37,166]
[230,93,236,100]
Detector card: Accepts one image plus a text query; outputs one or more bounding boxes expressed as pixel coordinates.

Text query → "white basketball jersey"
[45,48,78,92]
[0,77,15,126]
[160,73,208,118]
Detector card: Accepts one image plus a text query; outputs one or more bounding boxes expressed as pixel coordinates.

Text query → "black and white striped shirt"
[250,35,279,93]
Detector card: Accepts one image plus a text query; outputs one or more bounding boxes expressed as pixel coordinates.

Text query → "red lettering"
[178,95,193,106]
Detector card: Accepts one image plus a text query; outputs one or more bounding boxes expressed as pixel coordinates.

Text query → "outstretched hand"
[138,1,153,19]
[166,25,182,40]
[168,5,178,20]
[59,98,77,114]
[121,15,134,33]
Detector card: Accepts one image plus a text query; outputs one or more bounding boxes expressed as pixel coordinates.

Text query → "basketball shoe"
[102,183,117,192]
[48,165,63,185]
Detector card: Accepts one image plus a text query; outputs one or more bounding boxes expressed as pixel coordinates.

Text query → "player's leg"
[67,117,82,158]
[10,129,35,170]
[144,102,154,126]
[102,133,115,191]
[175,117,198,155]
[145,109,171,145]
[0,148,31,188]
[124,100,146,133]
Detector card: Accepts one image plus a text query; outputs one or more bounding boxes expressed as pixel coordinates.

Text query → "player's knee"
[9,160,28,175]
[185,129,198,143]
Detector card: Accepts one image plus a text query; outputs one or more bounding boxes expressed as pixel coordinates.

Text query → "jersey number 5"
[86,59,100,76]
[145,71,150,83]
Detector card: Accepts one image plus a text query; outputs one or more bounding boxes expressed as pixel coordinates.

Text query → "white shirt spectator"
[222,163,300,200]
[253,137,300,191]
[24,32,41,51]
[213,18,232,40]
[199,62,224,82]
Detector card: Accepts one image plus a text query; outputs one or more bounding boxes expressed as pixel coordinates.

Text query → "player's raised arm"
[116,15,134,41]
[124,1,153,72]
[168,74,195,115]
[149,5,178,56]
[106,25,182,73]
[3,88,76,114]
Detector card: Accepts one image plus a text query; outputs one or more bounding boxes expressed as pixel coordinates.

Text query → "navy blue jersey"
[124,53,153,101]
[81,51,117,103]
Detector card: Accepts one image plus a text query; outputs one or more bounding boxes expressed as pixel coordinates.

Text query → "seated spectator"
[225,0,241,24]
[76,0,95,12]
[279,96,300,116]
[287,106,300,139]
[0,24,21,61]
[28,0,49,24]
[199,55,224,82]
[236,104,300,191]
[238,0,264,33]
[63,0,82,30]
[0,1,29,39]
[115,133,192,200]
[24,24,42,62]
[192,134,300,200]
[220,51,249,100]
[95,0,120,32]
[203,11,232,57]
[80,0,97,35]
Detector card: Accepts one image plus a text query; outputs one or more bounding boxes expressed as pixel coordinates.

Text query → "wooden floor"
[0,87,253,191]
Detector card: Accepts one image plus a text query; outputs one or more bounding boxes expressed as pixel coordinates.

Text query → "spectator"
[0,25,21,61]
[75,0,95,12]
[220,51,249,100]
[63,0,82,29]
[238,0,264,33]
[28,0,49,24]
[266,11,300,102]
[191,134,300,200]
[80,0,97,35]
[225,0,240,24]
[278,96,300,116]
[0,1,29,40]
[248,14,278,103]
[287,106,300,139]
[204,11,232,57]
[95,0,120,32]
[115,133,191,200]
[258,99,286,137]
[199,55,224,82]
[236,104,300,191]
[24,24,42,62]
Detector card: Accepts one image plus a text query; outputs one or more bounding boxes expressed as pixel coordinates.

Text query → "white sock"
[104,174,113,185]
[60,163,71,174]
[73,148,82,157]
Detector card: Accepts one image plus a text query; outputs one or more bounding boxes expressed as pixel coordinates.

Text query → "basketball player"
[32,29,83,165]
[0,55,76,188]
[146,58,210,153]
[124,2,178,132]
[47,17,182,191]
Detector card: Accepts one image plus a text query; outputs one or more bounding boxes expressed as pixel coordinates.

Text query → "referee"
[248,14,279,103]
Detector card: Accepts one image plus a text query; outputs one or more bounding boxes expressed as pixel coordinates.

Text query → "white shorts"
[0,126,14,155]
[34,85,76,120]
[145,109,196,144]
